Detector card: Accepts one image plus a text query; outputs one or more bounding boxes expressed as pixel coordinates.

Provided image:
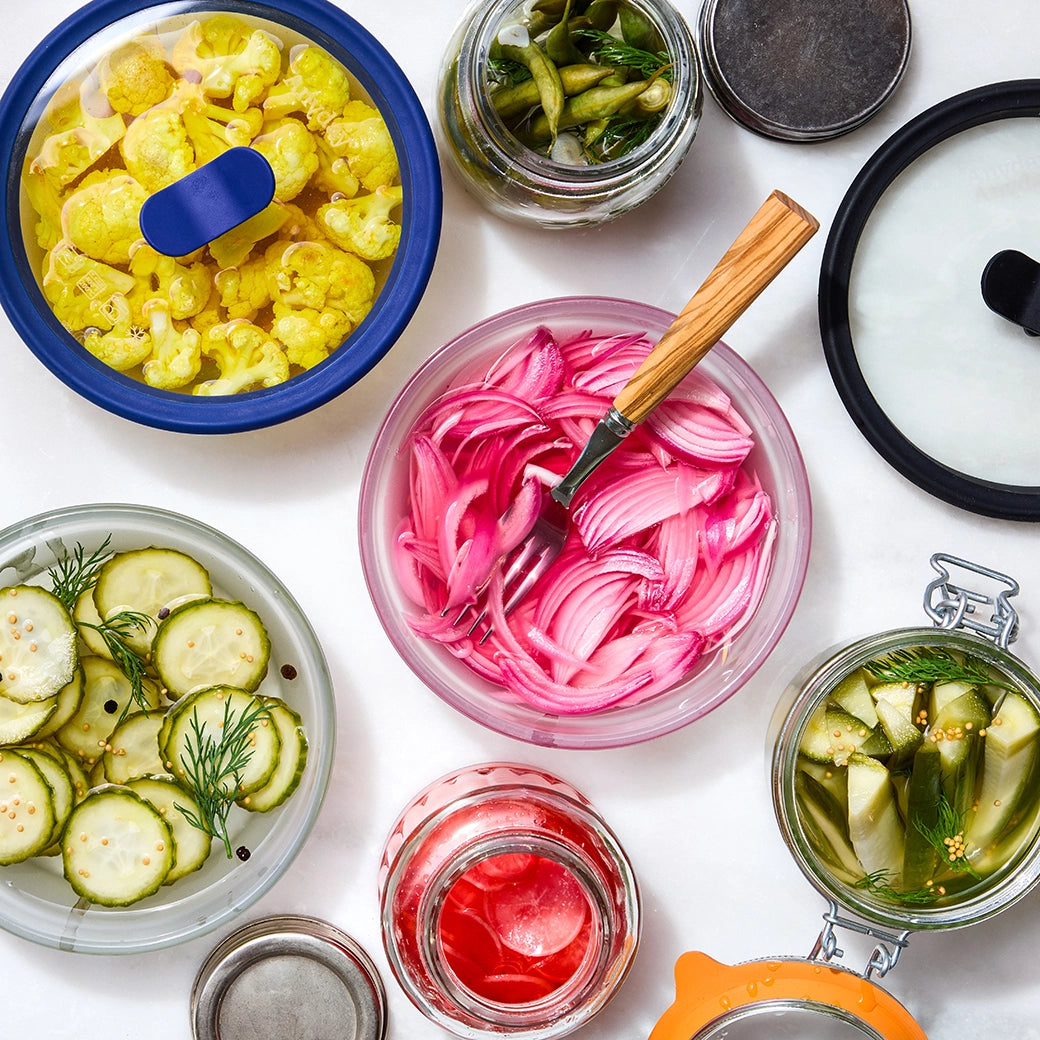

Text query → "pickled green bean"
[492,63,615,119]
[498,39,565,140]
[525,70,665,142]
[546,0,586,66]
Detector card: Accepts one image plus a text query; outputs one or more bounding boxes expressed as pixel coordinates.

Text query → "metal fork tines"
[448,496,569,644]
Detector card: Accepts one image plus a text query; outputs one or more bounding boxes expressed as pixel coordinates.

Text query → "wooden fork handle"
[611,190,819,426]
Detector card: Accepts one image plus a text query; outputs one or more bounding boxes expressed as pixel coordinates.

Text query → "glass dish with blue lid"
[0,0,441,432]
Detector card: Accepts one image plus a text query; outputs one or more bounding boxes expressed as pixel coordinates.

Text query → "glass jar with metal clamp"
[650,553,1040,1039]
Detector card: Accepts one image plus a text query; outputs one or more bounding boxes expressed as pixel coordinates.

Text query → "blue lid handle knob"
[981,248,1040,338]
[138,147,276,258]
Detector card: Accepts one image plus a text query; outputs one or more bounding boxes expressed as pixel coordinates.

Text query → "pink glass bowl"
[358,296,812,749]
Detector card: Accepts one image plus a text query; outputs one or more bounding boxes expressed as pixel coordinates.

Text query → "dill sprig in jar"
[437,0,702,228]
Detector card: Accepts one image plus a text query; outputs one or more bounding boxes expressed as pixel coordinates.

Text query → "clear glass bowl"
[358,296,811,749]
[0,503,335,953]
[0,0,441,433]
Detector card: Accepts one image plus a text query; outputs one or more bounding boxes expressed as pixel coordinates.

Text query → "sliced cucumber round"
[12,747,75,850]
[93,548,212,656]
[237,699,308,812]
[0,585,78,704]
[0,691,58,747]
[153,598,270,698]
[73,587,113,661]
[0,749,57,864]
[161,686,279,797]
[34,665,86,740]
[103,710,166,785]
[127,776,212,883]
[61,785,174,905]
[55,656,161,766]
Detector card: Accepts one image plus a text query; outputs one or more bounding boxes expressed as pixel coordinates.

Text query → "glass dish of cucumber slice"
[0,503,334,953]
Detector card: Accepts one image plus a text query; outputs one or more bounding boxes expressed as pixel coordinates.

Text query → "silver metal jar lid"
[191,915,387,1040]
[697,0,911,141]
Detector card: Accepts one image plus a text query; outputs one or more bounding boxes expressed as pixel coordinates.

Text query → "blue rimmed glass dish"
[0,0,441,433]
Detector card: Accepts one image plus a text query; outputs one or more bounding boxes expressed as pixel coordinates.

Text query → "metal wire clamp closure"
[924,552,1020,650]
[809,901,911,979]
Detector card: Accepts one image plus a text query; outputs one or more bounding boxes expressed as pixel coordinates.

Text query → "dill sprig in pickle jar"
[437,0,702,228]
[650,554,1040,1038]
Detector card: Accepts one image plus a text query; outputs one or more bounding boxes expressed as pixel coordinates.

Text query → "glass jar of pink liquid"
[378,763,640,1038]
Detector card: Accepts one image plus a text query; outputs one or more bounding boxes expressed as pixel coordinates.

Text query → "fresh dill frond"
[77,609,155,716]
[572,28,672,80]
[47,537,153,714]
[914,792,981,879]
[488,56,531,85]
[175,699,269,859]
[854,869,937,905]
[864,647,1017,692]
[48,537,113,610]
[588,115,656,160]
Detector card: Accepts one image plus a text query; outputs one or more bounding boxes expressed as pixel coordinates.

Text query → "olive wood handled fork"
[458,190,820,640]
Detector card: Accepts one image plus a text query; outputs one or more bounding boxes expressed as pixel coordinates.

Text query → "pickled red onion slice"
[392,325,775,714]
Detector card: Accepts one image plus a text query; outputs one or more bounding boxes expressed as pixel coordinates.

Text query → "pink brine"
[378,764,639,1037]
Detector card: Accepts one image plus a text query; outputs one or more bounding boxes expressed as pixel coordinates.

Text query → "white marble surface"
[2,1,1040,1036]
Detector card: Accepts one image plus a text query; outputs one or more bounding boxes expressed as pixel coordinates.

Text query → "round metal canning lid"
[819,80,1040,522]
[191,915,387,1040]
[648,953,924,1040]
[696,0,911,141]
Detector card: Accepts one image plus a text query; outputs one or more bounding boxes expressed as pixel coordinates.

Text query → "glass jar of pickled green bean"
[437,0,702,228]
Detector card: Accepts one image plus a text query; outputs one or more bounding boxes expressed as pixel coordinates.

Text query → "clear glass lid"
[819,81,1040,521]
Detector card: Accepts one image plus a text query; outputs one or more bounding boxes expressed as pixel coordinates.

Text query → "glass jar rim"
[419,834,613,1028]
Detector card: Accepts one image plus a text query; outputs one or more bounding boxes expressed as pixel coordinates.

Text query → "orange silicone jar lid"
[649,952,926,1040]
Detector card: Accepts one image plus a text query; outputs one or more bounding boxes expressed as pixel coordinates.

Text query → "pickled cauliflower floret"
[251,118,319,202]
[313,135,360,198]
[265,239,375,368]
[171,15,282,112]
[97,39,175,116]
[42,243,137,332]
[214,255,271,321]
[129,243,214,321]
[209,202,290,270]
[120,80,262,191]
[30,81,127,189]
[62,171,149,265]
[325,100,399,191]
[262,45,353,129]
[141,298,202,390]
[119,105,195,193]
[83,315,152,372]
[21,168,65,251]
[318,185,404,262]
[196,319,290,395]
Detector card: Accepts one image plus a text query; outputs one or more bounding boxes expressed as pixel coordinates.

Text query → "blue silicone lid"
[0,0,442,433]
